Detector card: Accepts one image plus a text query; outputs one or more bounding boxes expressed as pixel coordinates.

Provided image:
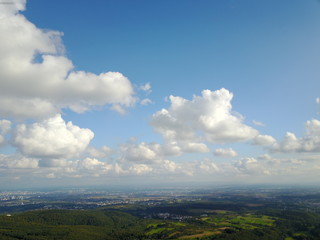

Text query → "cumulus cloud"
[233,157,271,175]
[0,2,136,120]
[0,154,38,169]
[114,163,127,175]
[214,148,238,157]
[0,0,25,17]
[120,142,161,163]
[273,119,320,152]
[75,157,112,172]
[182,142,209,153]
[198,159,219,172]
[151,88,258,145]
[129,164,153,175]
[162,160,178,172]
[13,114,94,158]
[252,134,276,146]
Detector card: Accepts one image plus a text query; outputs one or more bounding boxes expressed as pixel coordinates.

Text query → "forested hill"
[1,202,320,239]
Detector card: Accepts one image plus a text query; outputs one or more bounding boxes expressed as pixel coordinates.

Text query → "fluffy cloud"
[0,154,38,169]
[129,164,153,175]
[13,115,94,158]
[198,159,219,172]
[0,2,136,120]
[182,142,209,153]
[120,142,161,163]
[214,148,238,157]
[0,0,26,17]
[233,157,271,175]
[75,158,112,172]
[151,88,258,145]
[252,134,276,146]
[273,119,320,152]
[162,160,178,172]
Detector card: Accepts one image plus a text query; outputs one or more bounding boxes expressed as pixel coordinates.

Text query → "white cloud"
[0,154,38,169]
[140,98,153,106]
[140,82,152,93]
[129,164,153,175]
[0,97,59,120]
[75,157,112,172]
[162,160,177,172]
[110,104,127,115]
[161,141,182,156]
[0,0,25,17]
[252,134,276,146]
[151,88,258,144]
[252,120,265,127]
[119,139,209,164]
[306,119,320,135]
[258,154,272,160]
[13,114,94,158]
[233,157,271,175]
[214,148,238,157]
[114,163,127,174]
[199,159,219,172]
[120,142,160,163]
[87,146,112,158]
[182,142,209,153]
[273,119,320,152]
[0,3,136,120]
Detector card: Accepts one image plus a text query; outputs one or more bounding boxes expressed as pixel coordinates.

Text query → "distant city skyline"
[0,0,319,188]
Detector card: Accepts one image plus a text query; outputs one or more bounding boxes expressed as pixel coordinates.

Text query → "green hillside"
[1,203,320,239]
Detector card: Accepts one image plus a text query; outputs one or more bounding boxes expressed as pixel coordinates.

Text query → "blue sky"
[0,0,319,188]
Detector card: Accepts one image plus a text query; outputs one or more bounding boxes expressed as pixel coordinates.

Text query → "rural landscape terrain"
[1,186,320,239]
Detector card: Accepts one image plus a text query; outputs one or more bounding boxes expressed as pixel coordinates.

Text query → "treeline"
[0,209,147,240]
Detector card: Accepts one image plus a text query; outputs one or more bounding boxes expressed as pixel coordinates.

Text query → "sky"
[0,0,320,189]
